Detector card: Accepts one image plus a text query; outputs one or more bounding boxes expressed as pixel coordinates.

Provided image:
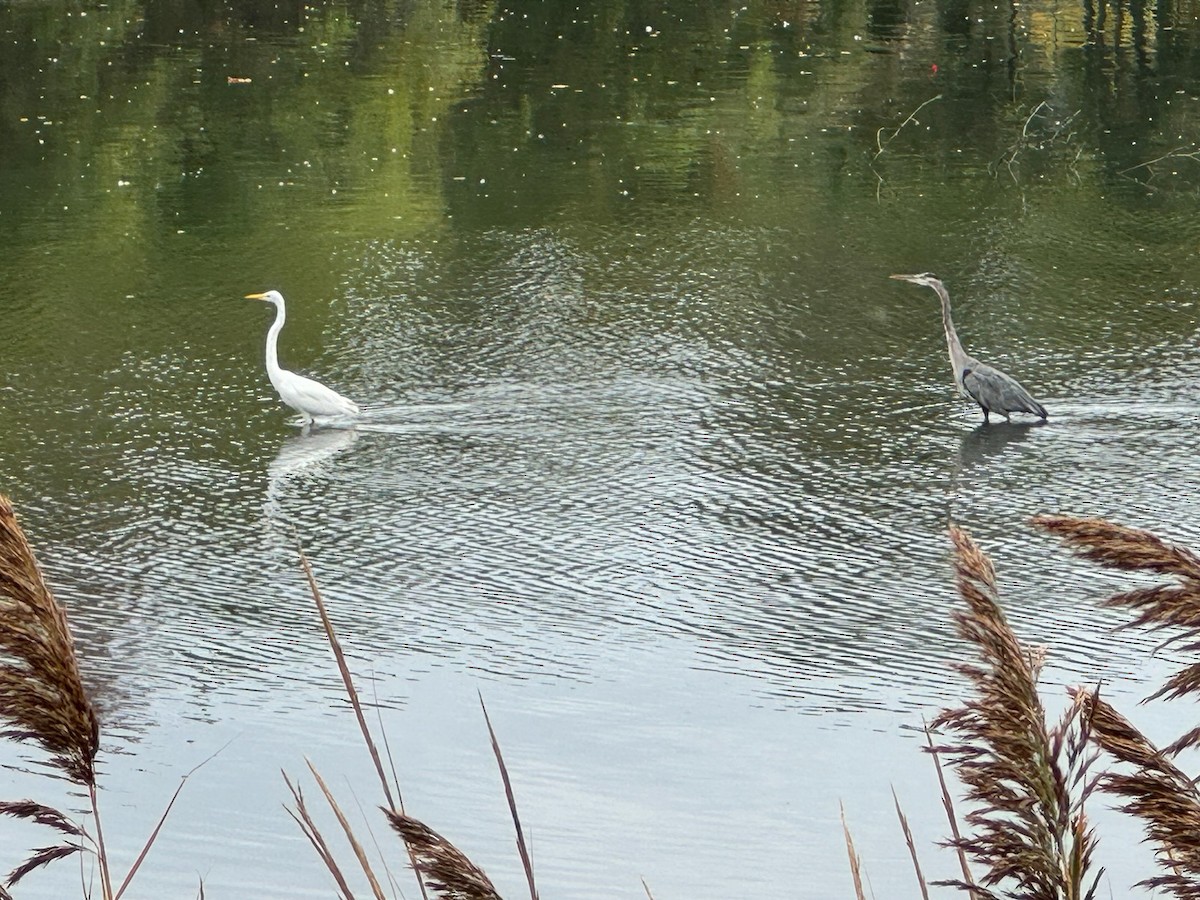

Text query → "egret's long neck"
[933,282,969,370]
[265,300,285,383]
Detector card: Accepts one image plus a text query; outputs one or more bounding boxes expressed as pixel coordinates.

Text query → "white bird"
[245,290,360,425]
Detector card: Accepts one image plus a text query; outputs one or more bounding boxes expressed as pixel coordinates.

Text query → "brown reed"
[1032,514,1200,705]
[480,693,538,900]
[384,810,502,900]
[0,494,107,896]
[840,801,867,900]
[284,551,421,899]
[0,496,99,786]
[1034,514,1200,896]
[892,787,931,900]
[283,771,358,899]
[932,524,1102,900]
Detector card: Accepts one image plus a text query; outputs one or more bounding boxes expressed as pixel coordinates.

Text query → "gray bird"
[890,272,1048,424]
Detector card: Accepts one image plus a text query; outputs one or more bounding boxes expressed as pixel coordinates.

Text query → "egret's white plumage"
[246,290,360,425]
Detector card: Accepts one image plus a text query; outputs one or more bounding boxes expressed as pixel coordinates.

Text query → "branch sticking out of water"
[996,100,1081,184]
[1118,146,1200,182]
[874,94,943,161]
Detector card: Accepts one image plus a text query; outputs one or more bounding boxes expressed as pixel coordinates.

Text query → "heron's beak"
[245,292,268,301]
[889,274,916,281]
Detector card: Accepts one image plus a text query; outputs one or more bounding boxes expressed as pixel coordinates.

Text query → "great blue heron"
[890,273,1048,424]
[245,290,361,425]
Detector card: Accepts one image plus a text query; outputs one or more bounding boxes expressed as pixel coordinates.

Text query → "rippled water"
[4,1,1200,897]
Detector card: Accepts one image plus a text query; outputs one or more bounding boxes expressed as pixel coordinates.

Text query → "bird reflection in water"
[264,428,360,525]
[957,419,1044,467]
[946,419,1047,521]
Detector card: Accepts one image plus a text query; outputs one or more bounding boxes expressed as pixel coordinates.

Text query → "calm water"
[2,0,1200,896]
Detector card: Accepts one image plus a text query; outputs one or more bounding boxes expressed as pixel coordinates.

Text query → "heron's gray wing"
[962,363,1047,418]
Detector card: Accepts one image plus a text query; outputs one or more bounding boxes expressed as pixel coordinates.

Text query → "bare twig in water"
[874,94,943,160]
[1117,146,1200,179]
[930,524,1102,900]
[997,100,1081,183]
[385,811,501,900]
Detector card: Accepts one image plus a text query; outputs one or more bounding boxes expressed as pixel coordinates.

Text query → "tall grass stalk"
[0,495,199,899]
[892,787,931,900]
[841,802,867,900]
[923,721,976,892]
[296,550,528,900]
[480,693,538,900]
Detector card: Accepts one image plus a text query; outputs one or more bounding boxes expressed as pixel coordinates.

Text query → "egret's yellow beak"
[245,292,268,301]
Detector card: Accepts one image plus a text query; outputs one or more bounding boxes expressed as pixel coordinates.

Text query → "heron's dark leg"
[982,408,990,424]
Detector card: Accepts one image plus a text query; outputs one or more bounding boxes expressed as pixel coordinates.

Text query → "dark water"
[1,0,1199,896]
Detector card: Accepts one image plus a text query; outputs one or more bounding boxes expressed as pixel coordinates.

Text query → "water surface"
[2,1,1199,896]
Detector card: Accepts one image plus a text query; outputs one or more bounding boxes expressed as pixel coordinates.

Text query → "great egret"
[890,273,1048,423]
[245,290,360,425]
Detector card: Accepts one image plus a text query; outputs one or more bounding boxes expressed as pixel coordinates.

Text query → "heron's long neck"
[265,301,285,383]
[934,283,969,370]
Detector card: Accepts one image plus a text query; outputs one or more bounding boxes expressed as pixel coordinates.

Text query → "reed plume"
[1032,514,1200,706]
[0,494,106,894]
[931,525,1102,900]
[1034,514,1200,895]
[384,810,502,900]
[0,495,99,784]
